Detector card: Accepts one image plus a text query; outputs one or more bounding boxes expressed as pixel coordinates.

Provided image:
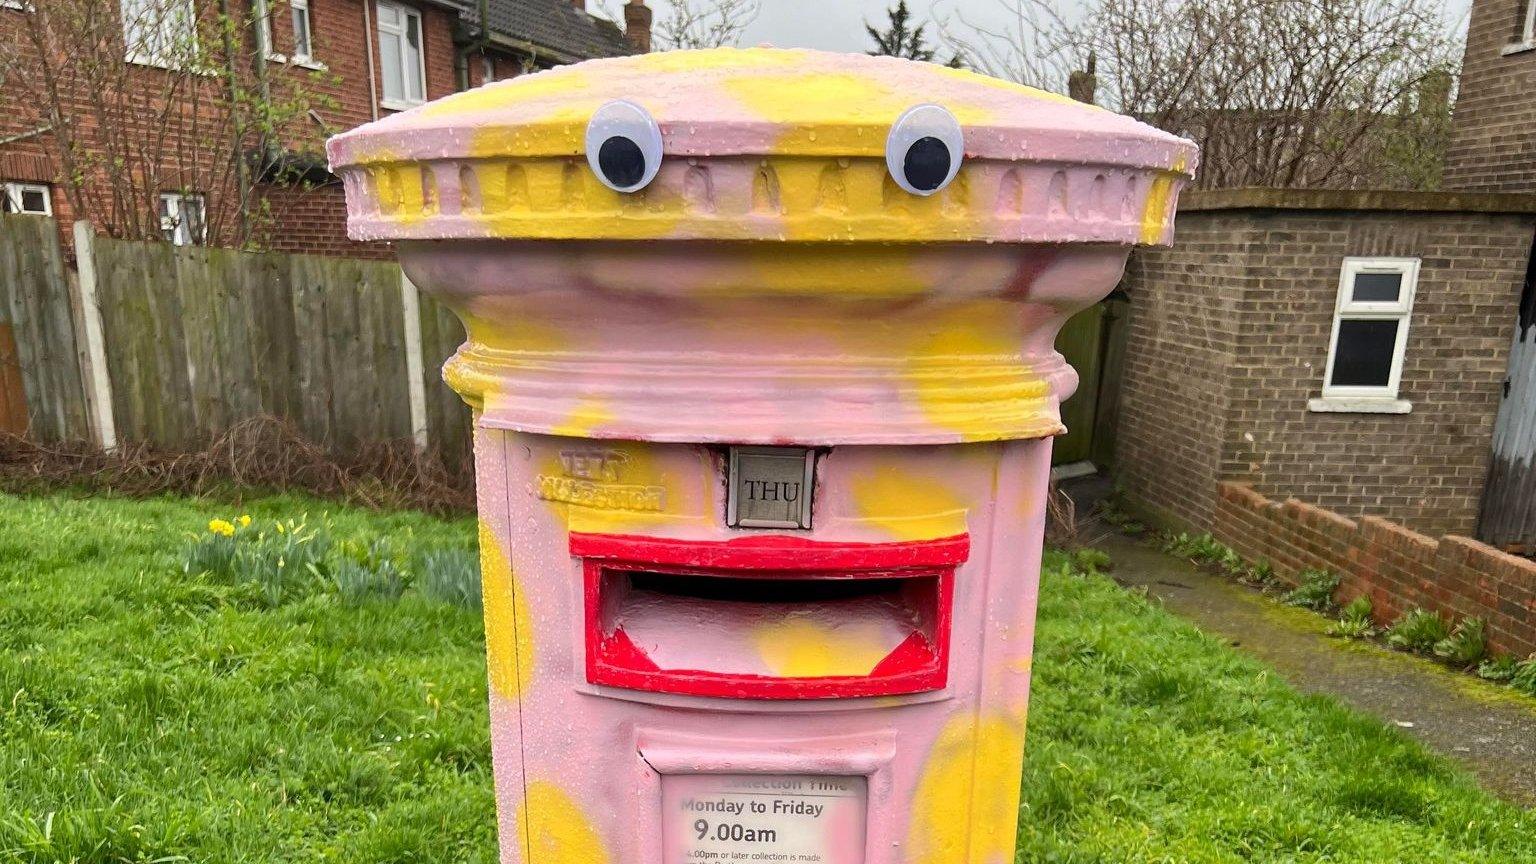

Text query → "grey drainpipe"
[454,0,492,90]
[363,0,380,121]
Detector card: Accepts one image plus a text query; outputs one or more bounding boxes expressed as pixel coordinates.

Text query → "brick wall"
[256,183,396,259]
[1117,194,1535,537]
[1214,481,1536,659]
[1115,217,1254,529]
[253,0,470,256]
[1444,0,1536,192]
[0,0,512,257]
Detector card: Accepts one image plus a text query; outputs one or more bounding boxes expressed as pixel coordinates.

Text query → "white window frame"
[1505,0,1536,54]
[289,0,313,63]
[121,0,198,69]
[2,182,51,215]
[255,0,325,68]
[253,0,285,62]
[376,0,426,110]
[159,192,206,246]
[1,1,35,12]
[1309,257,1419,414]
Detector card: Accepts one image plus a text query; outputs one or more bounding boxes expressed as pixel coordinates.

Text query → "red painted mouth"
[572,532,965,699]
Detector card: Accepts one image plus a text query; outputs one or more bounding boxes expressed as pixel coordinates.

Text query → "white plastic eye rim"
[584,99,664,193]
[884,104,964,196]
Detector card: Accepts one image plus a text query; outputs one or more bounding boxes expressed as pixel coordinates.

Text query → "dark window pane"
[1330,319,1399,387]
[20,189,46,213]
[1352,272,1401,303]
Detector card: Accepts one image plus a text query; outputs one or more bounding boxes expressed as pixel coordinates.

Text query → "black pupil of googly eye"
[902,136,952,192]
[598,136,647,189]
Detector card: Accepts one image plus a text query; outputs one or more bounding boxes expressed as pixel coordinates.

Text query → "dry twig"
[0,415,473,515]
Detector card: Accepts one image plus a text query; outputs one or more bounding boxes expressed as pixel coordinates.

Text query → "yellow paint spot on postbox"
[480,519,535,700]
[904,301,1053,440]
[751,618,891,678]
[739,242,930,296]
[462,311,569,355]
[636,47,803,74]
[907,714,1027,864]
[722,73,1000,157]
[851,469,968,541]
[517,781,610,864]
[1138,156,1187,245]
[550,397,616,438]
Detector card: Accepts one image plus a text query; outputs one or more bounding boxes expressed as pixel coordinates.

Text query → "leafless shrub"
[1045,481,1079,548]
[938,0,1460,190]
[936,0,1076,89]
[653,0,760,49]
[593,0,759,50]
[0,416,473,515]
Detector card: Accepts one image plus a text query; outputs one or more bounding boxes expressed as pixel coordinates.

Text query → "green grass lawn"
[1,491,1532,863]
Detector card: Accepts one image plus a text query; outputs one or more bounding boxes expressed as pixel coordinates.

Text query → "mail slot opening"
[624,570,923,604]
[572,533,966,699]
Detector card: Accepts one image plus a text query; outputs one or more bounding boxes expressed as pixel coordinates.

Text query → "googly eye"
[885,104,963,196]
[585,100,663,193]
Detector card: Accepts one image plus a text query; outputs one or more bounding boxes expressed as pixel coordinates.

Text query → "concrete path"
[1093,529,1536,807]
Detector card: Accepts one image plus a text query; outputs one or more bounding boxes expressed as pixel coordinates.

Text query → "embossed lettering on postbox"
[728,447,815,529]
[536,448,666,511]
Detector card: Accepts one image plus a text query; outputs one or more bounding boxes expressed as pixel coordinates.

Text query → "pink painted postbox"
[328,48,1194,864]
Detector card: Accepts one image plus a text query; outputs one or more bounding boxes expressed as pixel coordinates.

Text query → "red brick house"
[1111,0,1536,553]
[0,0,650,257]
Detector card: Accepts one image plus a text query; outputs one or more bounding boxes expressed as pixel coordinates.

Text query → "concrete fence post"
[399,267,430,450]
[71,220,117,451]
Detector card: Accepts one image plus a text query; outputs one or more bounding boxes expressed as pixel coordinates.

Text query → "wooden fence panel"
[1054,302,1107,465]
[96,239,189,447]
[0,324,29,434]
[288,254,414,451]
[289,252,337,447]
[0,216,467,464]
[247,251,301,422]
[419,292,471,472]
[0,214,89,441]
[92,239,415,452]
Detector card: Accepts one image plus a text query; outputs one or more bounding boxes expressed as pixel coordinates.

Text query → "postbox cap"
[327,48,1196,245]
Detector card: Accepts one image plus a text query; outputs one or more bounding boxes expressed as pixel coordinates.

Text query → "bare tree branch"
[940,0,1461,190]
[936,0,1078,90]
[592,0,759,50]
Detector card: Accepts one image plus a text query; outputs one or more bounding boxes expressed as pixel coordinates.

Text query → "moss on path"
[1099,531,1536,806]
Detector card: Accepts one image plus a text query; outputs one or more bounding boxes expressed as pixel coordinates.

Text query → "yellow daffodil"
[208,519,236,537]
[238,515,252,528]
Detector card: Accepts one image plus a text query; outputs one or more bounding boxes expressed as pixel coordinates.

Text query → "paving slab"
[1094,529,1536,807]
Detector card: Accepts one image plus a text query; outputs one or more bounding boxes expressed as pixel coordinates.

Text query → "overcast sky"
[633,0,1472,58]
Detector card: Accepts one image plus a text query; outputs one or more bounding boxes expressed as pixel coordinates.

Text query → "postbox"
[328,48,1194,864]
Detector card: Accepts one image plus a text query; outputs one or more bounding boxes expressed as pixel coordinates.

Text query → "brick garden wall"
[1444,0,1536,193]
[1117,195,1535,538]
[1214,481,1536,659]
